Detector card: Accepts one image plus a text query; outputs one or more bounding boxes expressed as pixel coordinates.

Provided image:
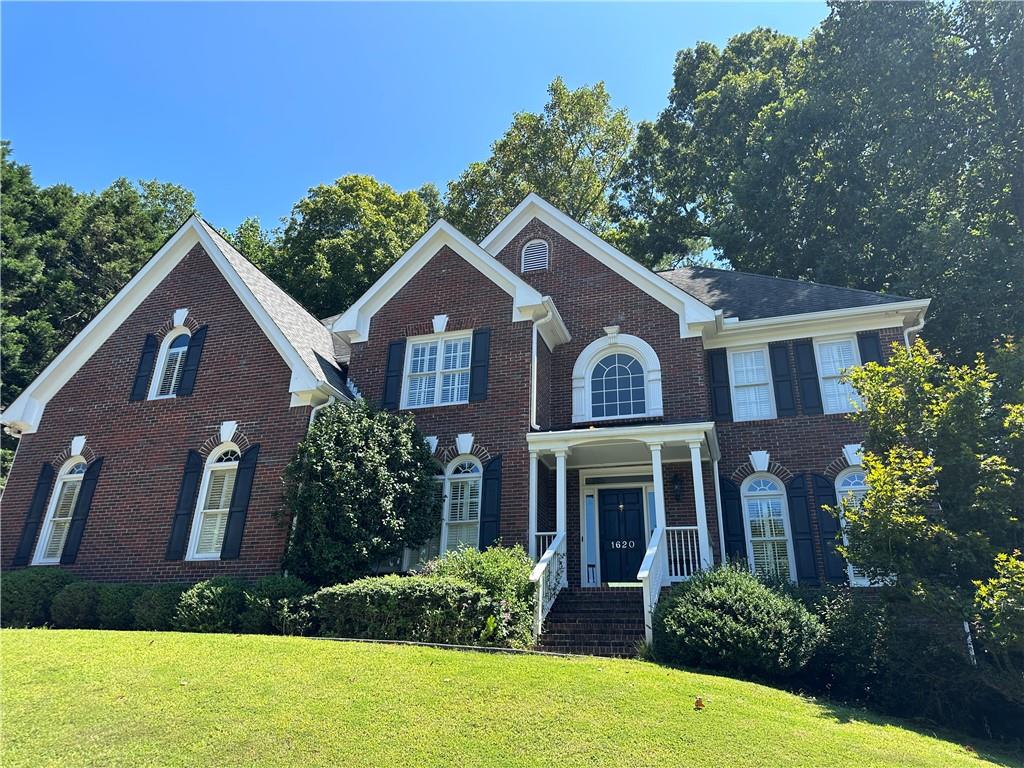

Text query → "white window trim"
[571,333,663,423]
[148,327,191,400]
[185,443,240,561]
[400,330,473,410]
[520,238,550,272]
[727,345,777,422]
[31,457,86,565]
[740,473,797,582]
[814,335,862,415]
[835,466,872,587]
[439,455,482,555]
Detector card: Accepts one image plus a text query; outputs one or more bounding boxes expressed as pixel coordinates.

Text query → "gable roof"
[3,215,347,435]
[659,266,916,321]
[479,193,718,337]
[329,219,571,348]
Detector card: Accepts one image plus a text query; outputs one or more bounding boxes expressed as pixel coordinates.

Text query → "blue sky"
[2,2,827,232]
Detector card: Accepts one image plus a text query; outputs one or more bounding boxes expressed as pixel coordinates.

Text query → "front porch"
[526,422,721,644]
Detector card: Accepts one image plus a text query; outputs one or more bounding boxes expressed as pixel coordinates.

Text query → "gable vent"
[521,239,549,272]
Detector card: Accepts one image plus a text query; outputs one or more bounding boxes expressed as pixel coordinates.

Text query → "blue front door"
[598,488,645,582]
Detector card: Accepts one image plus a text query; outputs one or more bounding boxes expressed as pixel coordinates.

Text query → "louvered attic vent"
[521,239,549,272]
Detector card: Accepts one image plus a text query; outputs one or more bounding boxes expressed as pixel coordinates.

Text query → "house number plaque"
[611,540,636,549]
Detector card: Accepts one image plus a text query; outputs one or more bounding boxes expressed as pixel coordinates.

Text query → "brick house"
[2,195,929,652]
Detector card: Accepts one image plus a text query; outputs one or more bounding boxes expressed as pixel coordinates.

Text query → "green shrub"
[96,584,146,630]
[315,575,500,645]
[239,575,312,634]
[132,584,188,631]
[174,577,248,633]
[50,581,100,628]
[796,586,888,702]
[275,594,319,637]
[653,566,822,679]
[0,567,78,627]
[420,545,534,647]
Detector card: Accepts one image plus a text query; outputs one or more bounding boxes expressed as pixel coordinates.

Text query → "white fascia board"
[480,194,718,336]
[702,299,931,349]
[330,219,561,343]
[526,421,717,453]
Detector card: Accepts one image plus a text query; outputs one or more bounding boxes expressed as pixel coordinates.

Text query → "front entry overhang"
[526,421,720,467]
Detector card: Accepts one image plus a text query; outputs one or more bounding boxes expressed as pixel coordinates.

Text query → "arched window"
[187,445,240,560]
[151,330,190,399]
[591,353,646,418]
[571,333,663,423]
[443,456,482,552]
[521,239,549,272]
[741,474,796,581]
[835,468,870,585]
[33,458,86,564]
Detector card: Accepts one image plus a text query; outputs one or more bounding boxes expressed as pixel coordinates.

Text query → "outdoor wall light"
[671,474,684,502]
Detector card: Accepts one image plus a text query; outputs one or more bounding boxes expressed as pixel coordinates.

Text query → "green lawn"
[2,630,1019,768]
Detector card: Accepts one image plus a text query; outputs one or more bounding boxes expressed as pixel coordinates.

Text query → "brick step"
[543,619,645,629]
[537,642,641,657]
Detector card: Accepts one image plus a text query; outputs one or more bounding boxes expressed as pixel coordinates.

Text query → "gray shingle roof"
[198,218,349,397]
[658,266,914,321]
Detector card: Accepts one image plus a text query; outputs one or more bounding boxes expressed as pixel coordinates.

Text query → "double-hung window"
[33,459,86,565]
[729,347,775,421]
[403,332,472,408]
[816,337,861,414]
[151,332,190,399]
[742,476,795,581]
[836,468,871,586]
[444,459,482,551]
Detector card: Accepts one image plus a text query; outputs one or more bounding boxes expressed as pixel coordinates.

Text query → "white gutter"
[903,308,927,349]
[308,395,337,429]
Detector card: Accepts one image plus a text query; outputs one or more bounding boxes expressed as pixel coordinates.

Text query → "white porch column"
[528,450,539,559]
[554,449,568,534]
[689,441,714,570]
[649,443,666,529]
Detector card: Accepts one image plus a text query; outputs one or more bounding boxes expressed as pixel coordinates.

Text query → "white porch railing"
[534,532,556,560]
[529,531,566,638]
[638,525,702,643]
[638,527,667,644]
[665,525,701,580]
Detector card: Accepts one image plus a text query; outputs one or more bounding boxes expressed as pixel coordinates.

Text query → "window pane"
[440,371,469,404]
[409,342,438,374]
[732,350,768,385]
[407,373,436,407]
[591,353,646,418]
[734,383,771,420]
[442,338,471,371]
[447,522,479,551]
[819,340,856,377]
[196,511,228,555]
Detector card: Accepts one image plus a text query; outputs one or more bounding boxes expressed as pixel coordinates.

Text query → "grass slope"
[1,630,1018,768]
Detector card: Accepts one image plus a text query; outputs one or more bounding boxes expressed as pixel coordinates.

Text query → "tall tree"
[271,175,428,318]
[621,2,1023,361]
[445,77,635,242]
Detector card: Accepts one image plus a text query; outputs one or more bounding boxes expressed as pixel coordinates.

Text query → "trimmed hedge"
[238,575,313,635]
[1,567,78,627]
[50,582,101,628]
[654,566,822,679]
[315,575,500,645]
[96,584,147,630]
[132,584,188,631]
[174,577,248,633]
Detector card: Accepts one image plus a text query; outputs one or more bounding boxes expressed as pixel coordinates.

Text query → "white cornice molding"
[480,194,717,337]
[330,219,570,348]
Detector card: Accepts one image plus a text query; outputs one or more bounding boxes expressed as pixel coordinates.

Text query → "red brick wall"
[1,243,310,583]
[346,245,535,550]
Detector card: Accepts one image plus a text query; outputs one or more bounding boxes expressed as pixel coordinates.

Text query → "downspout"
[308,395,337,429]
[531,314,554,431]
[903,310,926,349]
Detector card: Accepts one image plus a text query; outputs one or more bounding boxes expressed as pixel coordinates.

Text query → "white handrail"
[638,526,667,644]
[534,531,556,560]
[529,530,567,638]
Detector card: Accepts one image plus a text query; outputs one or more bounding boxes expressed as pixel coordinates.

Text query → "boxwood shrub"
[315,575,500,645]
[96,584,147,630]
[653,566,822,679]
[0,567,78,627]
[50,581,101,628]
[132,584,188,631]
[174,577,248,633]
[238,575,313,635]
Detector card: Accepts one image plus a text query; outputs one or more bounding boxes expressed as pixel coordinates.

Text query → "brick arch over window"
[199,427,252,457]
[51,443,98,467]
[571,332,663,423]
[155,314,204,339]
[731,460,794,485]
[438,442,492,465]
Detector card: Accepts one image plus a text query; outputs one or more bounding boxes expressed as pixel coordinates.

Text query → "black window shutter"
[768,342,797,418]
[130,334,159,401]
[381,339,407,410]
[478,454,502,549]
[221,444,260,560]
[858,332,883,365]
[720,477,746,561]
[793,340,823,415]
[166,450,204,560]
[813,474,847,583]
[176,325,207,397]
[786,475,818,584]
[707,349,733,421]
[12,463,55,566]
[60,458,103,565]
[468,328,492,402]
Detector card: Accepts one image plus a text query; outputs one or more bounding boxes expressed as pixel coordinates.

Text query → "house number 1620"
[611,540,636,549]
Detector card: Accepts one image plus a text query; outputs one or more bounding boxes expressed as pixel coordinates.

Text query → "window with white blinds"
[444,459,481,552]
[153,332,190,398]
[188,448,240,559]
[816,338,861,414]
[836,469,870,586]
[729,348,775,421]
[742,476,794,581]
[404,333,472,408]
[33,460,86,564]
[521,239,549,272]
